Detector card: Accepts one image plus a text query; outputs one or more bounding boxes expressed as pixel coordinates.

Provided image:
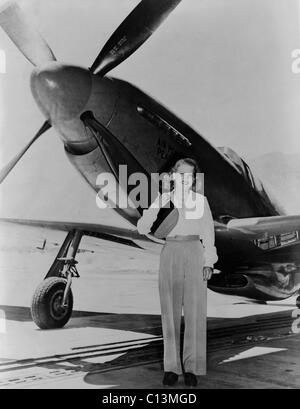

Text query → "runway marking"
[77,353,125,364]
[0,333,296,388]
[0,308,296,388]
[71,335,163,351]
[219,347,287,364]
[0,348,163,389]
[0,337,163,373]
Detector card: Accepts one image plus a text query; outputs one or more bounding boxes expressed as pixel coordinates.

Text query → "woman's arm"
[201,196,218,268]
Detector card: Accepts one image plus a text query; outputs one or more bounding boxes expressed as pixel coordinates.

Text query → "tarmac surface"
[0,222,300,389]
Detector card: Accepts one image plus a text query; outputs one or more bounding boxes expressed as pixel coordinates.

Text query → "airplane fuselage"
[31,63,284,223]
[30,62,300,301]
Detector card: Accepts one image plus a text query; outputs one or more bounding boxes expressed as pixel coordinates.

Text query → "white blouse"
[137,189,218,268]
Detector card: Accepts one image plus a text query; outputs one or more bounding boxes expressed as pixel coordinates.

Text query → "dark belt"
[166,234,201,242]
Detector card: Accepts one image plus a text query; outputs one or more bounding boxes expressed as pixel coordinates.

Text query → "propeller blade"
[90,0,182,75]
[0,120,51,184]
[0,1,56,66]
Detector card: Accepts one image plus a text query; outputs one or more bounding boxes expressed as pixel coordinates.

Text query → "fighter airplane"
[0,0,300,330]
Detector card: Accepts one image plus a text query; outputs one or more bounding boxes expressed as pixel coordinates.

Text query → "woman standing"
[137,158,218,387]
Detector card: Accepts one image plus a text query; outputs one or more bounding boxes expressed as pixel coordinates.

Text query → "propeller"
[0,1,53,185]
[0,121,51,184]
[0,1,56,66]
[90,0,182,75]
[0,0,181,184]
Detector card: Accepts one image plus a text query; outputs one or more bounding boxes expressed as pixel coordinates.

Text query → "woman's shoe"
[184,372,197,387]
[162,372,178,386]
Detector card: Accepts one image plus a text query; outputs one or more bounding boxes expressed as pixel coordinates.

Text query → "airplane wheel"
[297,296,300,309]
[31,277,73,329]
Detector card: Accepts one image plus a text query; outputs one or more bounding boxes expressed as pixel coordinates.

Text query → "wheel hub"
[50,290,69,320]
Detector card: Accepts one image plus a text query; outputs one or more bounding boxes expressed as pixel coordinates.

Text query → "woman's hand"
[203,266,213,281]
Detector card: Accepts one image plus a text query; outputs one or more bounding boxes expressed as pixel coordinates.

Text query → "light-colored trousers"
[159,239,207,376]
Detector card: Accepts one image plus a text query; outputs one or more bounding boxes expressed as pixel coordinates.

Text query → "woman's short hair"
[168,157,202,191]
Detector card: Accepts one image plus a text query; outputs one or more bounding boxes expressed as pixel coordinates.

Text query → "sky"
[0,0,299,221]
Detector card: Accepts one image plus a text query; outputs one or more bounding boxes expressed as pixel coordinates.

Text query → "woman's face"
[172,163,194,191]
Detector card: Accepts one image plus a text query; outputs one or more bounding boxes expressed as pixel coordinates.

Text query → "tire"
[297,296,300,309]
[31,277,73,329]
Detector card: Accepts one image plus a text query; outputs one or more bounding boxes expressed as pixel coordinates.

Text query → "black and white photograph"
[0,0,300,391]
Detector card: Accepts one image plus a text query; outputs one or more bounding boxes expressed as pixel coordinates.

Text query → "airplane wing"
[213,214,300,266]
[2,213,300,258]
[217,214,300,259]
[226,214,300,239]
[3,213,300,243]
[0,217,163,249]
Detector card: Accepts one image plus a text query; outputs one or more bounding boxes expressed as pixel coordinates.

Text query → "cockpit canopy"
[217,146,263,192]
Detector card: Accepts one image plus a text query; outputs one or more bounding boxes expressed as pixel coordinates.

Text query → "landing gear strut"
[31,230,82,329]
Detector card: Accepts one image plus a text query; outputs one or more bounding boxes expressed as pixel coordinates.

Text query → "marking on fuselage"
[137,105,192,148]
